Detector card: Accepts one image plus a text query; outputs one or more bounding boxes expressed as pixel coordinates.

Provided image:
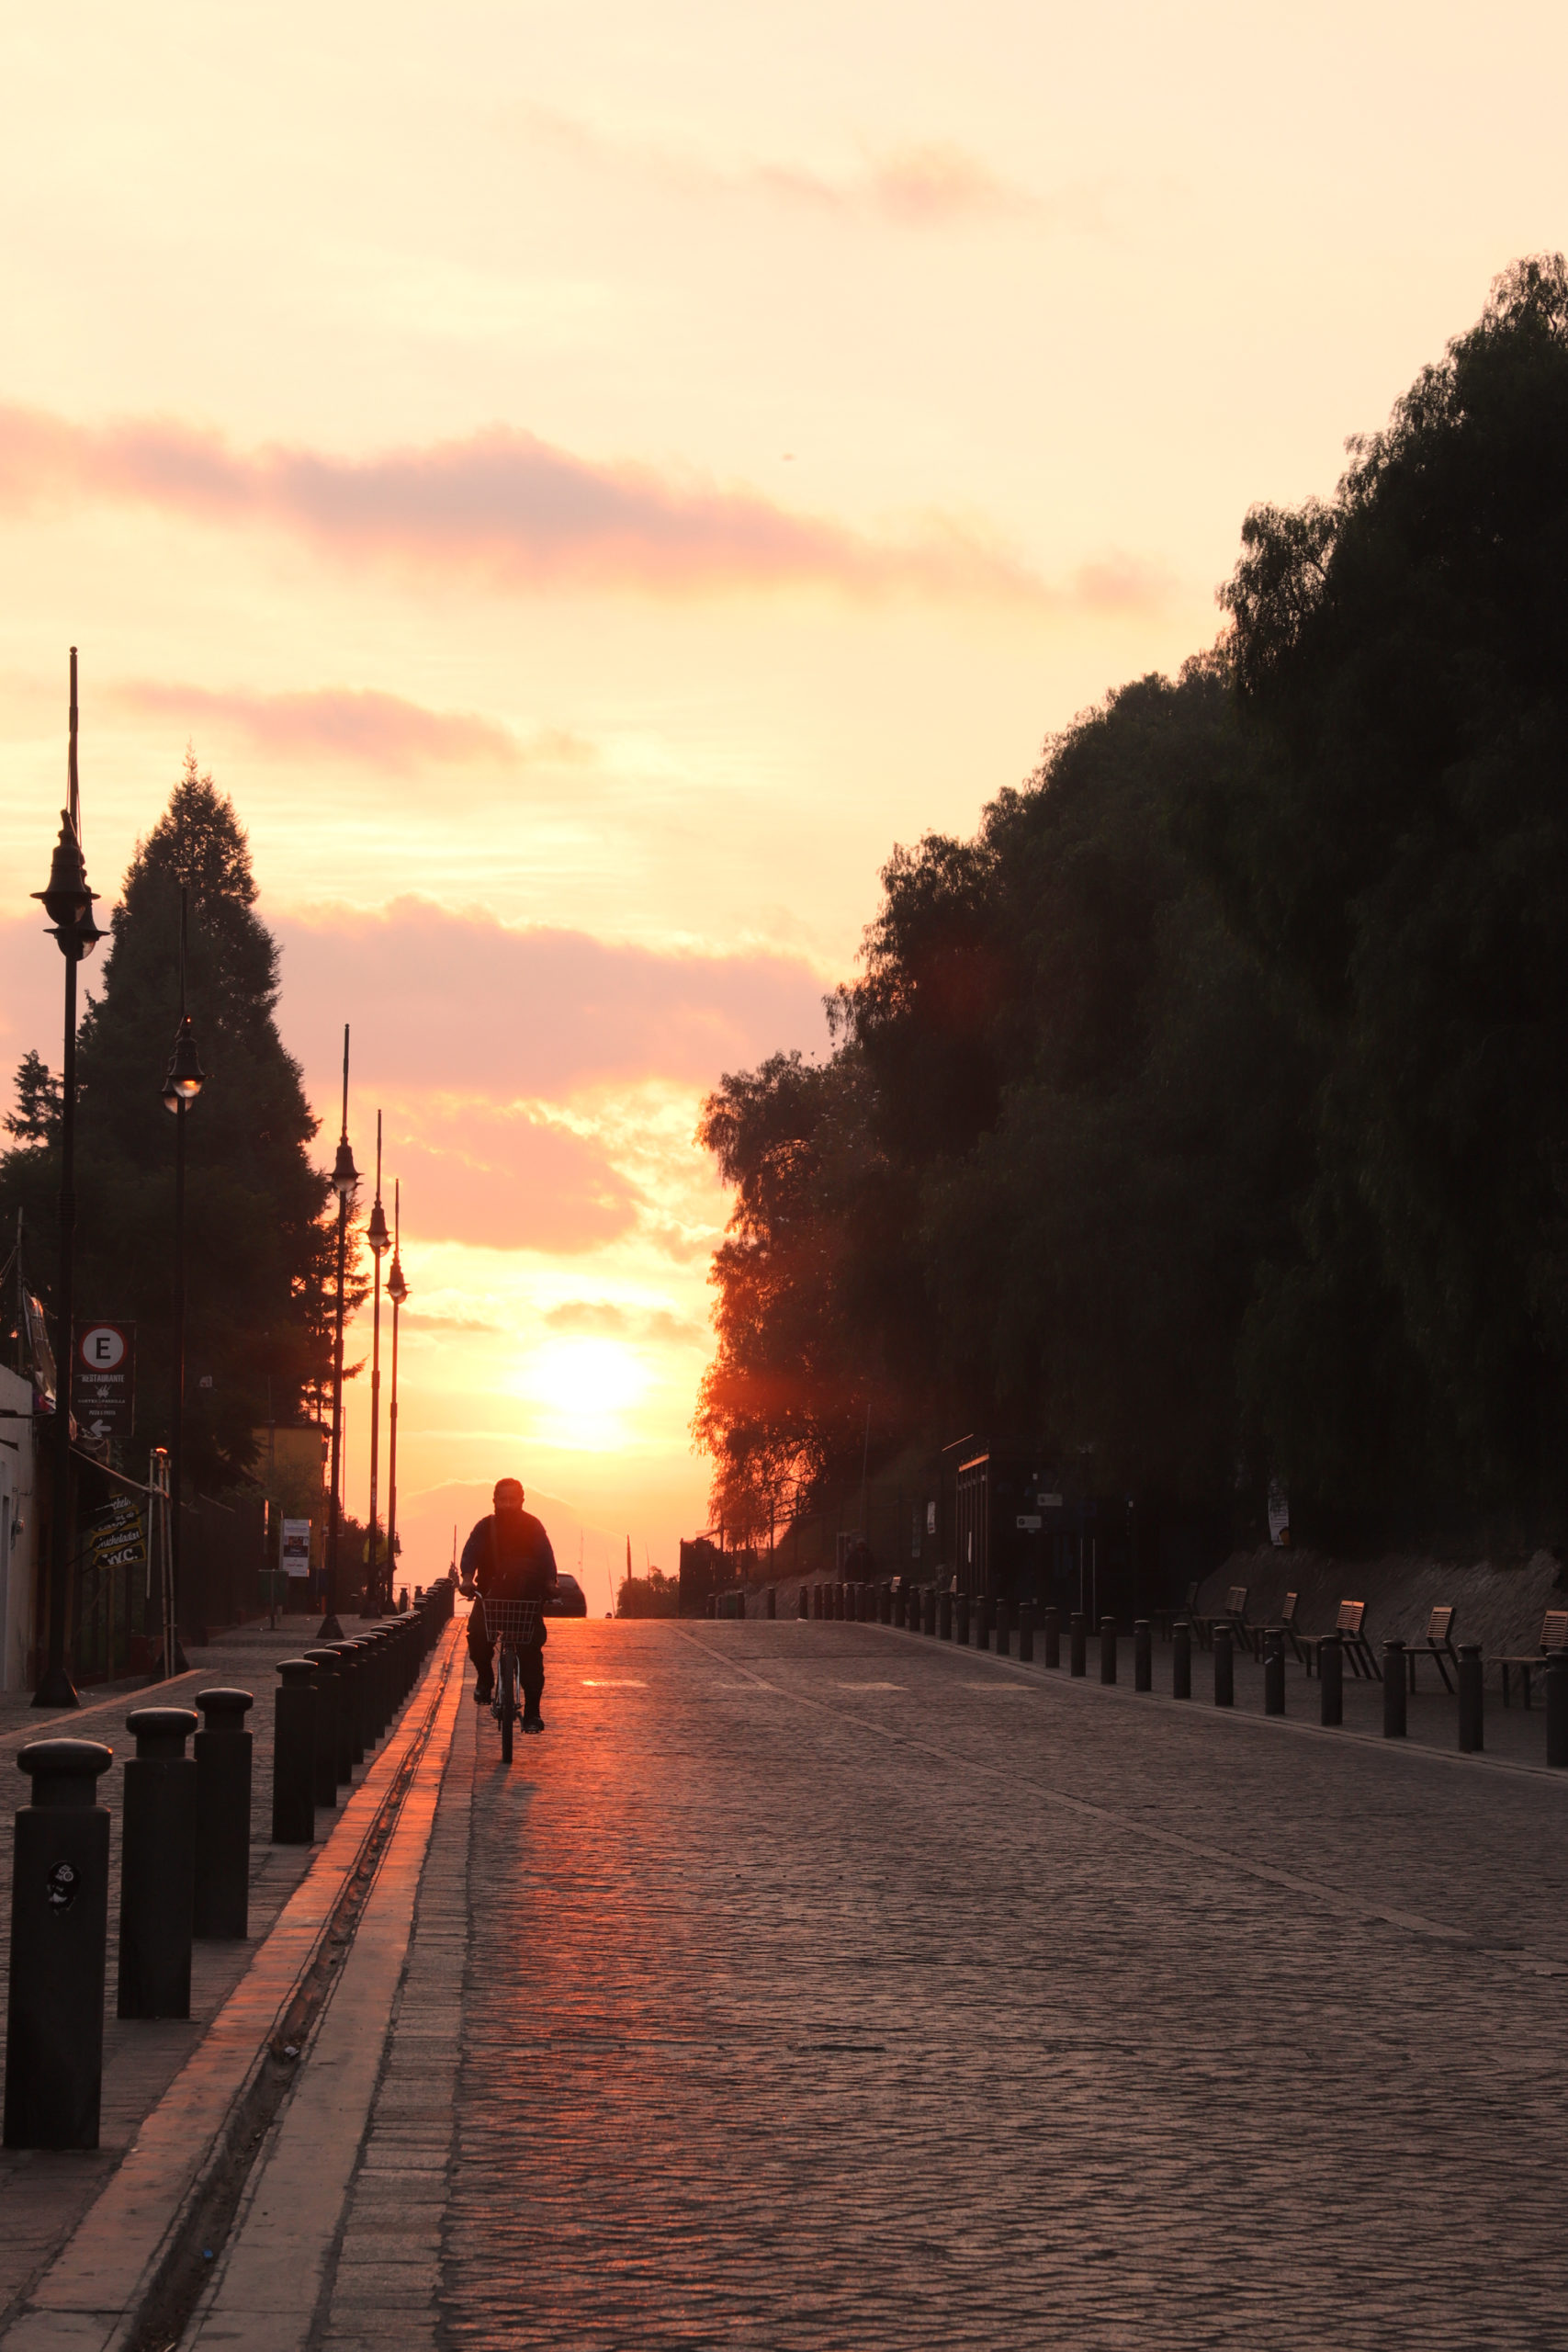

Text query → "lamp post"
[159,887,205,1674]
[385,1181,407,1614]
[319,1025,358,1641]
[31,650,104,1707]
[360,1113,390,1619]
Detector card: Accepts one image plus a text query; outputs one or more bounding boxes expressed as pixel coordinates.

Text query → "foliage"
[699,256,1568,1551]
[1,754,362,1488]
[616,1568,678,1618]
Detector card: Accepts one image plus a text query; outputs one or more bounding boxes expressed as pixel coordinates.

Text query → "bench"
[1220,1584,1262,1658]
[1406,1604,1460,1693]
[1304,1600,1381,1681]
[1492,1609,1568,1708]
[1261,1590,1310,1670]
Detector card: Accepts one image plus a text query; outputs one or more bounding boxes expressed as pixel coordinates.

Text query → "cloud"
[105,681,592,775]
[391,1102,637,1252]
[544,1298,705,1343]
[0,401,1045,603]
[276,898,829,1102]
[518,107,1054,229]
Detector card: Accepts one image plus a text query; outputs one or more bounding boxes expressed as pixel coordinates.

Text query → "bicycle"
[479,1593,542,1763]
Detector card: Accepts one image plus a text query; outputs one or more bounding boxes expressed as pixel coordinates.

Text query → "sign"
[46,1861,79,1913]
[74,1322,134,1442]
[1268,1479,1291,1548]
[85,1493,146,1583]
[1038,1492,1064,1510]
[281,1518,312,1577]
[1016,1514,1043,1532]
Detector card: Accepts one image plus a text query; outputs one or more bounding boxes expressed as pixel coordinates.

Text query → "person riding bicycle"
[462,1476,558,1731]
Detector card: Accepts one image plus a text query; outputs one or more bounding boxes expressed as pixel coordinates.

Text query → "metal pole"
[38,945,79,1706]
[386,1183,401,1611]
[319,1028,352,1641]
[168,1094,187,1660]
[361,1116,384,1619]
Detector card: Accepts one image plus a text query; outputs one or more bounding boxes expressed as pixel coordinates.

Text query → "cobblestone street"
[322,1611,1568,2350]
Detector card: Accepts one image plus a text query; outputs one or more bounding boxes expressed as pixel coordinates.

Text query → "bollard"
[1069,1612,1087,1678]
[1100,1617,1117,1686]
[1264,1636,1285,1716]
[1382,1641,1406,1739]
[118,1707,198,2020]
[737,1590,747,1621]
[798,1585,808,1620]
[1019,1600,1034,1664]
[272,1659,317,1844]
[4,1740,113,2149]
[923,1587,937,1636]
[956,1592,971,1645]
[811,1583,821,1620]
[1173,1621,1191,1700]
[194,1689,254,1939]
[995,1600,1010,1658]
[1043,1607,1060,1670]
[939,1589,953,1641]
[976,1595,992,1652]
[1320,1634,1344,1728]
[334,1641,367,1767]
[304,1647,346,1797]
[1458,1644,1483,1752]
[1213,1624,1233,1707]
[766,1586,776,1620]
[1134,1619,1151,1691]
[1546,1650,1568,1768]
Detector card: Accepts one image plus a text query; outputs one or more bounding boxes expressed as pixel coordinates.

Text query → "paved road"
[324,1614,1568,2350]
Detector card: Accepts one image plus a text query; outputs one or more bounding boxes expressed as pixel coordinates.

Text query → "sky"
[2,0,1564,1578]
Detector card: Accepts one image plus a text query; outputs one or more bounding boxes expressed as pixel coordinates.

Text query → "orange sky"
[3,0,1564,1577]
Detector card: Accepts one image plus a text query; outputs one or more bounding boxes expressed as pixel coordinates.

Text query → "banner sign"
[85,1492,146,1582]
[281,1518,313,1577]
[1268,1479,1292,1548]
[74,1323,135,1442]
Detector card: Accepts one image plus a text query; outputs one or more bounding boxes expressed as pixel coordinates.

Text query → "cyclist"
[461,1476,558,1732]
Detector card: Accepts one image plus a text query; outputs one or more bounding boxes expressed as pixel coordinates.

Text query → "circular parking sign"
[78,1324,126,1372]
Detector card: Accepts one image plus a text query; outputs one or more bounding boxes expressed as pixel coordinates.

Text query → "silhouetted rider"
[463,1476,558,1731]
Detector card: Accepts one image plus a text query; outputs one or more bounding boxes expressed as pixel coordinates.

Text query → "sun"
[522,1336,649,1450]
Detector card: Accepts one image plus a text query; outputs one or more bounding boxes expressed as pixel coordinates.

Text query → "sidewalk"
[0,1612,455,2345]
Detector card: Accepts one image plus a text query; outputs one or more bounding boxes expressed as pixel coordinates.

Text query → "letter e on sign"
[79,1325,125,1373]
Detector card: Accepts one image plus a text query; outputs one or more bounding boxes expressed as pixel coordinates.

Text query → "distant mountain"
[395,1476,620,1615]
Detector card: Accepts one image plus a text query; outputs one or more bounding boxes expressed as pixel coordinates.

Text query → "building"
[0,1363,39,1691]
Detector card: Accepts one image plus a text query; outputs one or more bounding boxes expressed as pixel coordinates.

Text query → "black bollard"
[940,1589,953,1641]
[1382,1641,1406,1739]
[1019,1600,1034,1664]
[118,1708,198,2020]
[4,1740,113,2149]
[811,1583,821,1620]
[1043,1607,1060,1669]
[956,1592,971,1645]
[766,1587,776,1621]
[272,1659,317,1844]
[333,1641,366,1767]
[1320,1634,1344,1728]
[738,1590,748,1621]
[1100,1617,1117,1686]
[1213,1624,1233,1707]
[1173,1621,1191,1700]
[1264,1637,1285,1716]
[194,1688,254,1939]
[1069,1611,1087,1678]
[976,1595,992,1652]
[797,1586,808,1620]
[304,1647,345,1799]
[1458,1644,1483,1752]
[1134,1619,1151,1691]
[1546,1650,1568,1768]
[995,1600,1010,1658]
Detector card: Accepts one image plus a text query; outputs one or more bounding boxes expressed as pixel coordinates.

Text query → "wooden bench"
[1493,1609,1568,1708]
[1305,1599,1381,1680]
[1261,1590,1310,1669]
[1406,1604,1460,1693]
[1221,1584,1262,1658]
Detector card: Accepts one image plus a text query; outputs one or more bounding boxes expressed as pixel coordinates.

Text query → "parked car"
[546,1571,589,1617]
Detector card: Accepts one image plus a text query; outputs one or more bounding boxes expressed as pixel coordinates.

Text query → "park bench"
[1492,1609,1568,1708]
[1406,1604,1460,1692]
[1180,1580,1215,1649]
[1261,1590,1311,1669]
[1303,1600,1381,1680]
[1221,1584,1263,1658]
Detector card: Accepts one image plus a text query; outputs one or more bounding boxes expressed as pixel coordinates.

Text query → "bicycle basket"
[479,1595,542,1645]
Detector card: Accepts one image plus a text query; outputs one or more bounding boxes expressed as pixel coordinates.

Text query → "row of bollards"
[5,1585,449,2154]
[859,1577,1568,1773]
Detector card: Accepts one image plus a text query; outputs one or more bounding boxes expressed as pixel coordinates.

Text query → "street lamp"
[30,649,104,1708]
[385,1181,407,1614]
[319,1024,358,1640]
[158,886,205,1676]
[360,1112,390,1619]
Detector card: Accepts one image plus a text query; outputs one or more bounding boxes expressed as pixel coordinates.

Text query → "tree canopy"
[698,256,1568,1555]
[3,754,352,1487]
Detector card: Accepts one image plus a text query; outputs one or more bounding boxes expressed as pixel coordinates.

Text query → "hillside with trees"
[697,256,1568,1558]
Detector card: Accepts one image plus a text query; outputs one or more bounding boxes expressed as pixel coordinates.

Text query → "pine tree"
[1,753,356,1487]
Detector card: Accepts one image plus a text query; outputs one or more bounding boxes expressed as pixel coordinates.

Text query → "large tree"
[2,755,349,1487]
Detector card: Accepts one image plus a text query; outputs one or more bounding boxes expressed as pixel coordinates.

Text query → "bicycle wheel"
[499,1644,516,1763]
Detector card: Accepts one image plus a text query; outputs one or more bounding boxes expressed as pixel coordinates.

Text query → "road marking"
[581,1679,647,1688]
